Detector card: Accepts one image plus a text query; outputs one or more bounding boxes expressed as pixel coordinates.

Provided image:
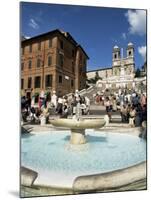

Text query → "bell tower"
[126,42,135,76]
[112,45,120,62]
[126,42,134,58]
[112,45,121,76]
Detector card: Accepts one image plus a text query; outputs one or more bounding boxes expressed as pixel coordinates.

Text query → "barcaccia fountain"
[21,95,146,196]
[50,101,106,145]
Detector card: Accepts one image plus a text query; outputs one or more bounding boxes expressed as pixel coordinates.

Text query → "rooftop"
[21,29,89,59]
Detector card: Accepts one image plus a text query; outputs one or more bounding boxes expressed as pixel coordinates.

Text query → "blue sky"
[21,2,147,71]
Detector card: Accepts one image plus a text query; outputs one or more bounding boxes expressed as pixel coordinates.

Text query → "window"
[60,40,64,49]
[28,60,32,69]
[129,51,132,56]
[59,75,62,84]
[21,79,24,89]
[59,54,64,67]
[37,59,41,68]
[21,62,24,71]
[45,74,52,87]
[38,42,41,51]
[28,77,32,88]
[71,80,74,87]
[49,39,52,48]
[48,56,52,66]
[34,76,41,88]
[114,54,117,59]
[29,45,32,53]
[22,47,24,55]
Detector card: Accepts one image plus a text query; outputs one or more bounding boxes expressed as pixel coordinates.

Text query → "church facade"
[112,42,135,77]
[87,43,146,92]
[87,42,135,81]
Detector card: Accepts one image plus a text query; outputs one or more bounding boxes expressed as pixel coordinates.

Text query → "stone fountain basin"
[21,126,146,194]
[50,118,106,129]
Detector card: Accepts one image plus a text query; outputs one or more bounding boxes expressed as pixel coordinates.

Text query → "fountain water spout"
[75,102,82,121]
[50,93,106,145]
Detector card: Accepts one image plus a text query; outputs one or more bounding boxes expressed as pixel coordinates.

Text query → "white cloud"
[24,35,31,39]
[122,32,126,40]
[125,10,146,36]
[28,18,39,29]
[138,46,146,61]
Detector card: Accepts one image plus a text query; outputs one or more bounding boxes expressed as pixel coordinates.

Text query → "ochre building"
[21,29,89,98]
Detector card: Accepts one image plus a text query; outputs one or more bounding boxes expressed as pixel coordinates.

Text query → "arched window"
[28,60,32,69]
[59,54,64,67]
[37,59,41,68]
[45,74,52,87]
[34,76,41,88]
[129,51,132,56]
[28,77,32,88]
[21,62,24,71]
[114,54,117,59]
[48,56,52,66]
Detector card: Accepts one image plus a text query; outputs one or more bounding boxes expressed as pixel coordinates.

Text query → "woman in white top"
[51,91,57,109]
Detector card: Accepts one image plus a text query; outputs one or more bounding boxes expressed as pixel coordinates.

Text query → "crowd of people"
[21,90,90,124]
[21,88,147,131]
[93,89,147,128]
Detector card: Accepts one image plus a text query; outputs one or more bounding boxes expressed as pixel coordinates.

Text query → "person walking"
[85,96,90,115]
[104,97,112,122]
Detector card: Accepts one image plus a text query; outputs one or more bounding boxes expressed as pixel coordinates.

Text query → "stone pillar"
[70,129,86,145]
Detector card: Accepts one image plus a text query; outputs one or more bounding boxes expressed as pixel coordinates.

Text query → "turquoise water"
[21,130,146,179]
